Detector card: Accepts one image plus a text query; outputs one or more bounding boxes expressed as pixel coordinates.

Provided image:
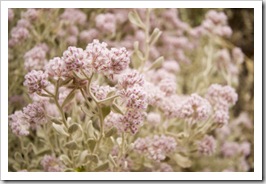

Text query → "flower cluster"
[134,135,177,162]
[41,155,65,172]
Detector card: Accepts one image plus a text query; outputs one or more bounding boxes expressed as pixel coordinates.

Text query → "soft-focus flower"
[214,109,229,126]
[146,112,161,127]
[134,135,177,161]
[8,9,14,21]
[23,101,47,129]
[177,93,211,121]
[9,111,30,136]
[60,8,87,25]
[24,70,50,94]
[95,13,116,34]
[24,44,48,71]
[22,8,38,22]
[9,26,29,47]
[221,141,240,157]
[158,78,177,96]
[79,29,99,43]
[198,135,216,156]
[232,47,244,64]
[41,155,65,172]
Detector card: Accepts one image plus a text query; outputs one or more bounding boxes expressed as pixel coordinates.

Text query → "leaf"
[147,56,164,71]
[61,89,76,108]
[87,154,99,163]
[52,123,69,137]
[174,153,192,168]
[111,104,124,115]
[68,123,79,134]
[94,162,109,171]
[81,105,94,117]
[65,141,79,150]
[59,155,72,166]
[149,28,162,45]
[78,150,89,165]
[14,152,24,163]
[105,127,117,137]
[87,138,96,153]
[85,120,95,138]
[51,118,63,125]
[128,11,145,29]
[131,51,143,69]
[101,106,111,119]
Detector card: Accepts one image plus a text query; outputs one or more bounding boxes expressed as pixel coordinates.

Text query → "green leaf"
[87,138,96,153]
[78,150,89,165]
[14,152,24,163]
[128,11,145,29]
[61,89,76,108]
[87,154,99,163]
[94,162,109,171]
[147,56,164,71]
[51,118,63,125]
[68,123,79,134]
[131,51,143,69]
[101,106,111,119]
[174,153,192,168]
[111,103,124,115]
[105,127,117,137]
[52,123,69,137]
[65,141,79,150]
[149,28,162,45]
[59,154,72,166]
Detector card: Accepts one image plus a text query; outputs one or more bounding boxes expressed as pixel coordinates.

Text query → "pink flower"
[41,155,65,172]
[95,13,116,34]
[162,60,180,74]
[117,70,145,89]
[122,110,146,134]
[60,8,87,25]
[24,70,50,94]
[91,83,116,100]
[146,112,161,127]
[240,141,251,156]
[79,29,99,43]
[9,111,30,136]
[45,57,67,80]
[24,44,48,71]
[214,109,229,126]
[8,8,14,21]
[198,135,216,156]
[158,78,177,96]
[232,47,244,64]
[23,101,47,129]
[22,8,38,22]
[9,26,29,47]
[221,141,240,157]
[177,94,211,121]
[85,39,110,74]
[62,46,86,73]
[109,47,130,75]
[134,135,177,161]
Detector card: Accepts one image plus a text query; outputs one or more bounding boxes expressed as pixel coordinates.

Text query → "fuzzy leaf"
[111,103,124,115]
[174,153,192,168]
[94,162,109,171]
[68,123,79,134]
[81,105,94,117]
[59,155,72,166]
[78,150,89,165]
[102,106,111,119]
[105,127,117,137]
[14,152,24,163]
[147,56,164,71]
[131,51,143,69]
[61,89,76,108]
[128,11,145,29]
[87,154,99,163]
[87,138,96,152]
[65,141,78,150]
[52,123,69,137]
[149,28,162,45]
[51,118,63,125]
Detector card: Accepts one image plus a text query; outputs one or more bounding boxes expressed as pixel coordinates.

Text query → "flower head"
[24,70,50,94]
[198,135,216,156]
[9,111,30,136]
[41,155,65,172]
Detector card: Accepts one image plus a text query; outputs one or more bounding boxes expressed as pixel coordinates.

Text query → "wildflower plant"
[8,8,254,172]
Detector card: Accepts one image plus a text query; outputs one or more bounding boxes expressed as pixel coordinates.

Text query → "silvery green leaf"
[174,153,192,168]
[147,56,164,71]
[68,123,79,134]
[87,154,99,163]
[78,150,89,164]
[65,141,79,150]
[111,103,124,115]
[52,123,69,137]
[59,154,72,166]
[61,89,76,108]
[87,138,96,153]
[14,152,24,163]
[101,106,111,119]
[128,11,145,29]
[105,127,117,137]
[149,28,162,45]
[94,162,109,171]
[51,118,63,125]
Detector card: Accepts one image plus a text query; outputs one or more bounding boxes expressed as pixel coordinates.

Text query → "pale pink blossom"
[24,70,50,94]
[60,8,87,25]
[79,29,99,43]
[198,135,216,156]
[158,78,177,96]
[41,155,65,172]
[9,111,30,136]
[45,57,67,80]
[95,13,116,34]
[117,70,145,89]
[8,9,14,21]
[91,83,116,100]
[221,141,240,157]
[232,47,244,64]
[24,44,48,71]
[146,112,161,127]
